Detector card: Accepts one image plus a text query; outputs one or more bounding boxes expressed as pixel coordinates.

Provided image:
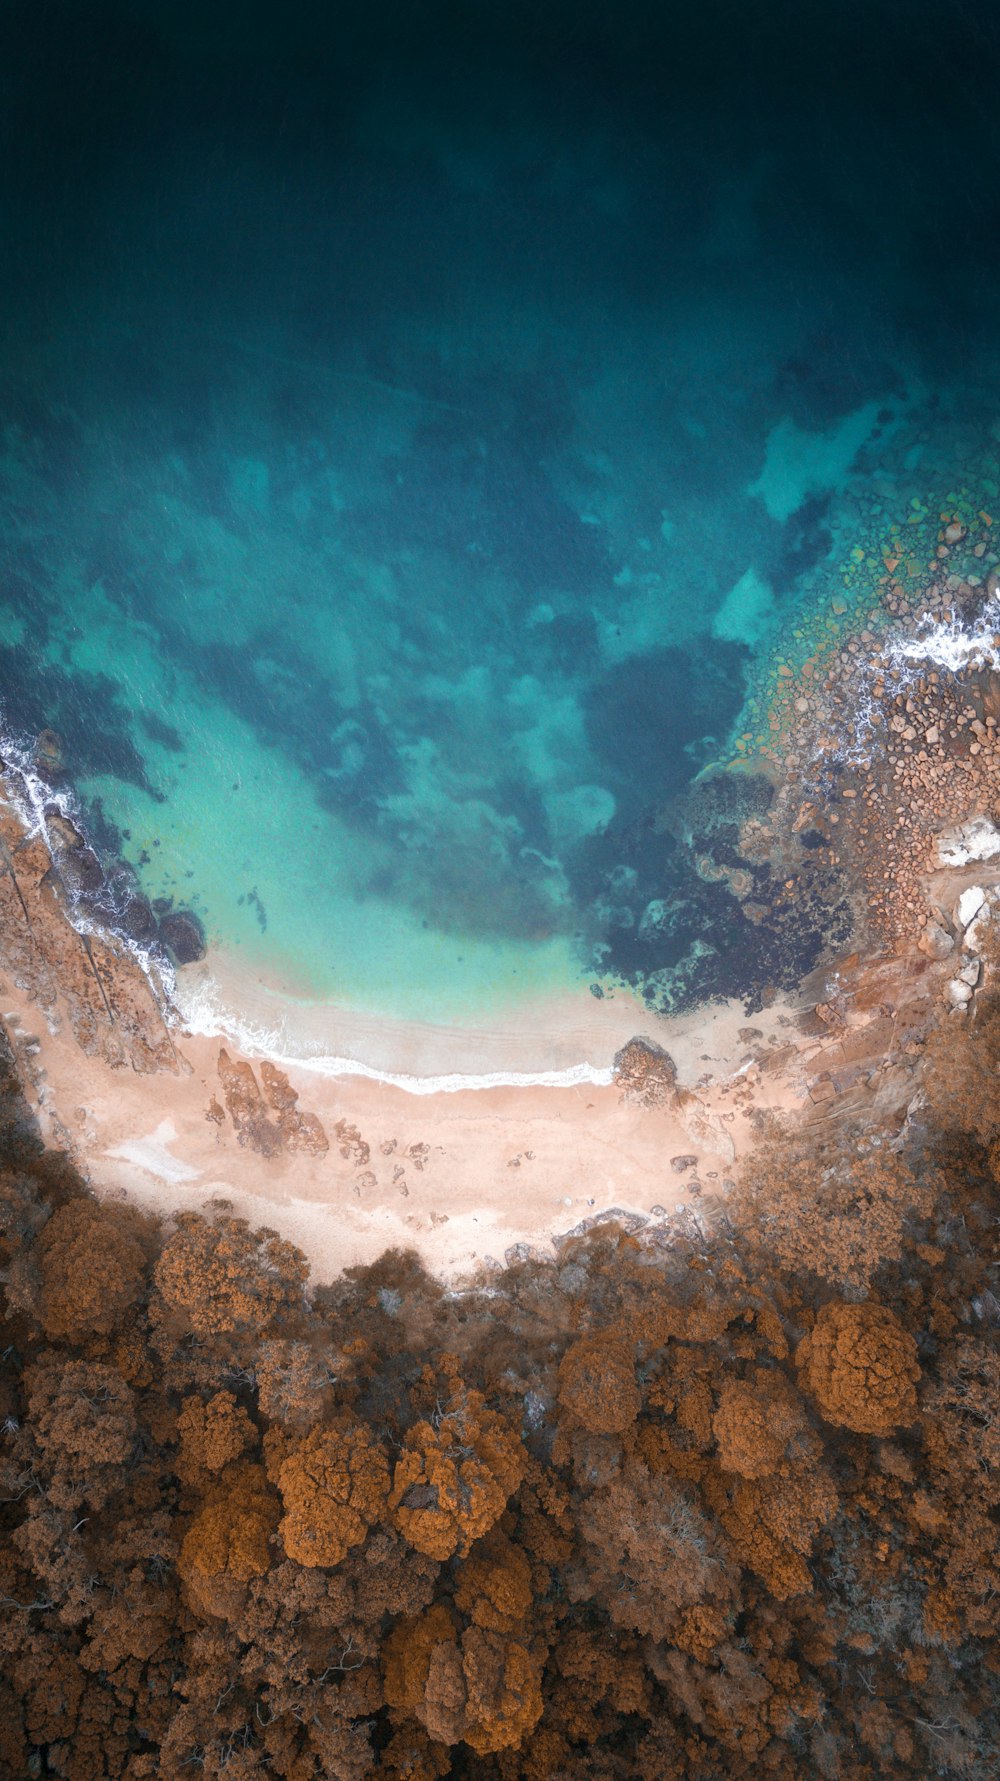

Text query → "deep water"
[3,1,1000,1028]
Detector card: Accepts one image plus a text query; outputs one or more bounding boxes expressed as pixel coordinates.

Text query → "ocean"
[4,0,1000,1076]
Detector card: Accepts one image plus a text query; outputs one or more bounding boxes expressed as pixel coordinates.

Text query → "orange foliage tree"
[390,1374,527,1561]
[35,1198,147,1343]
[178,1461,279,1619]
[154,1211,307,1339]
[274,1420,391,1567]
[556,1331,641,1434]
[383,1603,544,1755]
[796,1299,920,1435]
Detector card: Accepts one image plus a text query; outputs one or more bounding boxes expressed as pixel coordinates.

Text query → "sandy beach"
[2,909,827,1281]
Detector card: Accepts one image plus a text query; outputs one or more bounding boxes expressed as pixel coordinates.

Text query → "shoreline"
[173,950,680,1092]
[7,544,1000,1282]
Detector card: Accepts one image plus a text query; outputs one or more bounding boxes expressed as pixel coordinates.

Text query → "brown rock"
[217,1049,284,1156]
[613,1037,678,1108]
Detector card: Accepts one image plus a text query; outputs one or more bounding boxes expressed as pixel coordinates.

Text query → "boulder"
[946,979,973,1009]
[116,893,159,946]
[55,846,105,901]
[34,729,65,779]
[917,920,954,961]
[936,816,1000,867]
[957,886,987,930]
[159,908,207,964]
[613,1036,678,1108]
[44,809,87,854]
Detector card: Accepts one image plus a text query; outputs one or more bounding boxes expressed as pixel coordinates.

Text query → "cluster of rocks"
[751,508,1000,959]
[214,1048,329,1157]
[920,857,996,1014]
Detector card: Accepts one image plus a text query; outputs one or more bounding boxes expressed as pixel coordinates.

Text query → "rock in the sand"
[613,1036,678,1108]
[671,1154,698,1173]
[917,919,954,960]
[159,908,207,964]
[958,957,981,988]
[946,979,974,1009]
[936,816,1000,867]
[217,1048,284,1156]
[957,886,987,930]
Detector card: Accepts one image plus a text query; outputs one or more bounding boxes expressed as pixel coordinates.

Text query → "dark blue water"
[2,1,1000,1040]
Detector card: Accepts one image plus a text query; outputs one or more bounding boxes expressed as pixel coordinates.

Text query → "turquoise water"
[4,3,1000,1035]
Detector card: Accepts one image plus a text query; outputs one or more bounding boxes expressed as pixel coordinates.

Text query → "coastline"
[171,949,661,1091]
[8,545,1000,1282]
[2,934,812,1280]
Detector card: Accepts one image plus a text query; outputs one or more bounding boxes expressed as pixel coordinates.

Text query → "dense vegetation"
[2,1007,999,1779]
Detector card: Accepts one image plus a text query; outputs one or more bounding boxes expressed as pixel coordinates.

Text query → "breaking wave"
[172,971,615,1097]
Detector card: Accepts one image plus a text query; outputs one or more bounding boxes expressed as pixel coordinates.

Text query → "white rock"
[957,885,987,929]
[967,907,992,952]
[958,957,981,987]
[936,817,1000,867]
[946,979,974,1008]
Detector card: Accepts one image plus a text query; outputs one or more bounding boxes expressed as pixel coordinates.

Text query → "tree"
[25,1356,137,1510]
[573,1460,738,1643]
[731,1132,934,1289]
[556,1332,640,1435]
[453,1530,534,1634]
[390,1385,527,1562]
[154,1212,307,1339]
[274,1421,391,1568]
[711,1370,809,1479]
[35,1197,148,1344]
[176,1390,257,1484]
[796,1300,920,1435]
[383,1604,545,1755]
[178,1462,279,1620]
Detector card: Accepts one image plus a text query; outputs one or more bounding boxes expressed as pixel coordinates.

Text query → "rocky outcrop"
[0,794,179,1075]
[217,1049,328,1157]
[612,1036,678,1108]
[260,1060,329,1154]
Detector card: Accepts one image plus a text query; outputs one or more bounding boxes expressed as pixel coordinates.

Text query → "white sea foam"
[173,972,616,1096]
[812,594,1000,771]
[0,726,177,1007]
[884,592,1000,676]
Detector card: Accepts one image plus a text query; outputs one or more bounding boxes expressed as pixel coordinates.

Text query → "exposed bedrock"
[216,1049,329,1157]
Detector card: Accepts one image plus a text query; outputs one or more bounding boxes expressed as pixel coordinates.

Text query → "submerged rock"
[116,893,159,946]
[34,728,65,780]
[159,908,207,964]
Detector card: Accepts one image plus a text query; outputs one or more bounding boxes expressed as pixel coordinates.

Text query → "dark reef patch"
[0,646,156,794]
[583,641,750,822]
[572,770,854,1015]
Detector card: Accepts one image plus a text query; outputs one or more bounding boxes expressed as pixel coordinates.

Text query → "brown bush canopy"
[2,1000,1000,1777]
